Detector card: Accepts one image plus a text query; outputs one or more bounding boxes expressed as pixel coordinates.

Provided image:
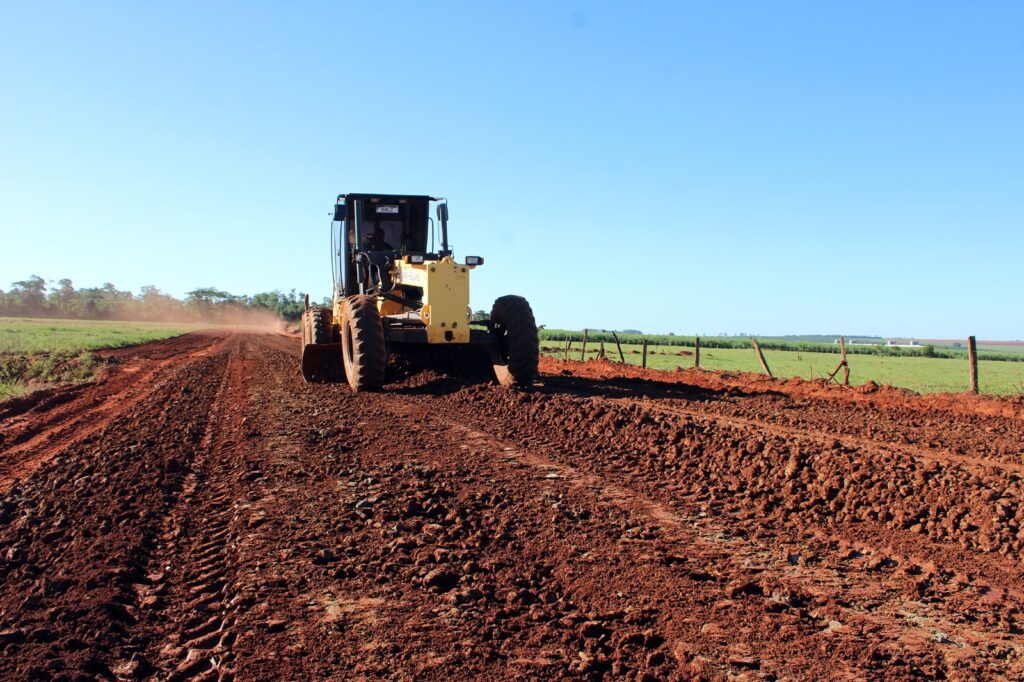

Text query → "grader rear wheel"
[340,295,386,392]
[489,295,539,387]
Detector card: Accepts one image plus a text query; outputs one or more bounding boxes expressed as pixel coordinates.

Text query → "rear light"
[407,255,425,264]
[465,256,484,265]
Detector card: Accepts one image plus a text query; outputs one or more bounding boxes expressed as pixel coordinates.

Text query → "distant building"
[886,339,922,348]
[837,338,881,346]
[838,338,922,348]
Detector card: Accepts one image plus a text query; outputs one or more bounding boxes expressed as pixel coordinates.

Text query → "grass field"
[0,317,200,399]
[543,341,1024,395]
[977,344,1024,354]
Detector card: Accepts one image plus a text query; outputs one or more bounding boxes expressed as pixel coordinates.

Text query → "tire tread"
[343,296,386,391]
[491,295,539,386]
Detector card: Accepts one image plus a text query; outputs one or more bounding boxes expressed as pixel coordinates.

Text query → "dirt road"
[1,331,1022,680]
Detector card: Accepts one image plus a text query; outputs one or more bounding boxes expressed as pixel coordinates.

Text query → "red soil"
[0,333,1022,680]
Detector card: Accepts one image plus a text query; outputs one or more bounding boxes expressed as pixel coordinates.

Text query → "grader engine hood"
[393,257,473,343]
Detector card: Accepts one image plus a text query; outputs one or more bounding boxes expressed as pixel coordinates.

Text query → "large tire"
[490,295,538,387]
[340,295,386,392]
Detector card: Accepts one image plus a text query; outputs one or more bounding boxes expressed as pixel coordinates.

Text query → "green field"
[977,344,1024,354]
[542,341,1024,395]
[539,329,1024,362]
[0,317,199,399]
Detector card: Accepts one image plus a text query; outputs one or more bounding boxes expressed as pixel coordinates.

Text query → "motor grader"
[300,193,539,391]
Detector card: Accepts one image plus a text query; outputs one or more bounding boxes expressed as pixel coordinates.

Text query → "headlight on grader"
[465,256,484,266]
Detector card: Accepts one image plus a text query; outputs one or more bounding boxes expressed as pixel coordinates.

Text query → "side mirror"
[333,203,346,222]
[436,203,448,223]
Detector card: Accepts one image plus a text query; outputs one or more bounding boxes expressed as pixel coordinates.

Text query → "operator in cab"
[363,226,394,251]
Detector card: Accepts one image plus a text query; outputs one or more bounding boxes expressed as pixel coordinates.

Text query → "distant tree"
[74,283,132,318]
[471,309,488,321]
[247,291,279,310]
[922,344,937,358]
[186,287,237,305]
[48,278,77,316]
[8,275,48,314]
[134,285,185,320]
[277,289,305,321]
[247,288,305,321]
[104,283,131,303]
[186,287,241,319]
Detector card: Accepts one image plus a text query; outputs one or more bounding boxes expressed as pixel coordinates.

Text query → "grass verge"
[0,317,200,399]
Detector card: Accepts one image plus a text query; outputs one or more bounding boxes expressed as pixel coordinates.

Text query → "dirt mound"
[541,356,1024,421]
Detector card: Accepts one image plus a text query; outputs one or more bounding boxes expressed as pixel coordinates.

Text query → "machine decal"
[396,268,425,285]
[376,205,399,214]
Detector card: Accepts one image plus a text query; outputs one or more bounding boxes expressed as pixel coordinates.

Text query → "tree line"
[0,275,307,323]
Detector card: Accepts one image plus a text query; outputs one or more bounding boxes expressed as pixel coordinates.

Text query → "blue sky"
[1,2,1021,338]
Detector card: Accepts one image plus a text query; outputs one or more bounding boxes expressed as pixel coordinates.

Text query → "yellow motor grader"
[300,193,538,391]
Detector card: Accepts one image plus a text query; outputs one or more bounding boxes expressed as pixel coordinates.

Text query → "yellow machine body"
[331,255,476,344]
[395,256,474,343]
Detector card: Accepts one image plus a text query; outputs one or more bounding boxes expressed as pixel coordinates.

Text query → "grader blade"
[301,342,343,383]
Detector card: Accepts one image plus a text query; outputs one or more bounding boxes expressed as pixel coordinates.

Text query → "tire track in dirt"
[143,335,253,681]
[0,334,232,680]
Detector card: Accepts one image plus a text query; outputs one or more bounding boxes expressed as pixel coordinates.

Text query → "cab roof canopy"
[338,193,438,203]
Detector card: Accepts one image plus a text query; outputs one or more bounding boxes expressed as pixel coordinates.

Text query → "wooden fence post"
[752,337,773,378]
[642,339,648,368]
[827,336,850,386]
[611,332,625,363]
[599,341,606,359]
[694,336,701,369]
[564,336,573,360]
[841,336,850,385]
[968,335,979,394]
[580,329,588,362]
